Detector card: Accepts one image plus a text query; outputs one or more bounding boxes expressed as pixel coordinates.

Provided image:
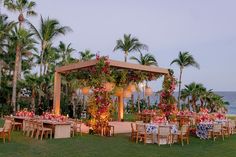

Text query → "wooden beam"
[55,59,99,73]
[55,59,169,75]
[109,59,169,74]
[53,72,61,115]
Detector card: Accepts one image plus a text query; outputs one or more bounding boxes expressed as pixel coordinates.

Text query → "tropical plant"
[4,0,37,27]
[0,14,15,89]
[9,27,36,112]
[79,49,95,61]
[18,74,44,111]
[180,82,205,111]
[113,34,148,62]
[27,16,71,75]
[130,52,158,66]
[170,51,199,109]
[57,41,75,65]
[4,0,37,79]
[180,82,229,112]
[130,52,158,107]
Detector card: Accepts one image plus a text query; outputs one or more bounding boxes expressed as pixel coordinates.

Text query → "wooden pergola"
[53,59,169,121]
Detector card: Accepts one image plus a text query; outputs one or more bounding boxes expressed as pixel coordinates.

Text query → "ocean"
[128,91,236,114]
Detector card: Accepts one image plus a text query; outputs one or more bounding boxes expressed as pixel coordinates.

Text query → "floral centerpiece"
[142,109,157,115]
[16,110,35,118]
[214,112,226,120]
[41,112,67,122]
[152,110,166,124]
[177,109,194,117]
[196,109,212,123]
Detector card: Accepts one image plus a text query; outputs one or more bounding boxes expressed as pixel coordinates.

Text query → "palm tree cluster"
[0,0,97,115]
[0,1,228,117]
[181,82,229,112]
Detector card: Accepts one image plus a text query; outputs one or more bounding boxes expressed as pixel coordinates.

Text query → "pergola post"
[53,72,61,115]
[118,95,124,121]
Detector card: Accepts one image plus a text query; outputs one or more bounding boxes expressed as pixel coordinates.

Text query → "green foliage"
[181,82,229,112]
[114,33,148,62]
[130,52,158,66]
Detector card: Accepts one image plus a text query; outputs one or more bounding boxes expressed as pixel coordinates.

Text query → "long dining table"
[42,120,71,139]
[13,116,71,139]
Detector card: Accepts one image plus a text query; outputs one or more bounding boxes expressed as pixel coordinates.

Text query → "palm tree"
[18,74,44,111]
[57,41,75,65]
[27,16,71,76]
[171,51,199,109]
[9,27,36,112]
[113,34,148,62]
[130,52,158,108]
[0,14,15,88]
[79,49,95,61]
[4,0,37,80]
[130,52,158,66]
[180,82,204,111]
[4,0,37,28]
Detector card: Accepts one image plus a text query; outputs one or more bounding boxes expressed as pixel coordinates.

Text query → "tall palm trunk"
[0,63,2,89]
[124,51,128,62]
[31,89,35,111]
[147,96,151,108]
[39,45,44,76]
[177,67,183,109]
[12,45,21,113]
[17,13,23,80]
[137,93,141,113]
[131,94,134,113]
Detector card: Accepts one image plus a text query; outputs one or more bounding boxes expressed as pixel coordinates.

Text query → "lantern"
[128,84,136,92]
[82,87,90,95]
[103,82,115,92]
[115,87,123,96]
[123,89,132,98]
[145,87,153,96]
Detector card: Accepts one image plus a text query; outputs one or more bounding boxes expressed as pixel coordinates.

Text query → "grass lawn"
[1,124,236,157]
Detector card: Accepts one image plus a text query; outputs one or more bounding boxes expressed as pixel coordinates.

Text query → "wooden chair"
[4,116,22,131]
[136,124,153,144]
[227,120,235,135]
[23,119,30,135]
[175,125,189,146]
[212,124,224,141]
[0,119,12,143]
[130,122,137,141]
[157,126,172,146]
[27,119,37,138]
[74,119,82,136]
[35,121,53,140]
[70,121,75,137]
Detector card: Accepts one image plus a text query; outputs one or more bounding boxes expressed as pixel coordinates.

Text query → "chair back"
[131,123,136,132]
[181,125,189,134]
[136,123,145,133]
[135,121,143,124]
[3,119,12,132]
[36,121,44,129]
[213,123,222,132]
[158,126,171,136]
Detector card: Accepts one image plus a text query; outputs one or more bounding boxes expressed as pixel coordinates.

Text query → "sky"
[1,0,236,91]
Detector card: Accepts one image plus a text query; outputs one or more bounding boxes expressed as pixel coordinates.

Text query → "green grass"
[1,129,236,156]
[1,119,236,157]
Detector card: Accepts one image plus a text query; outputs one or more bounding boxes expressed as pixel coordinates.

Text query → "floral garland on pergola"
[158,70,178,121]
[83,55,163,134]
